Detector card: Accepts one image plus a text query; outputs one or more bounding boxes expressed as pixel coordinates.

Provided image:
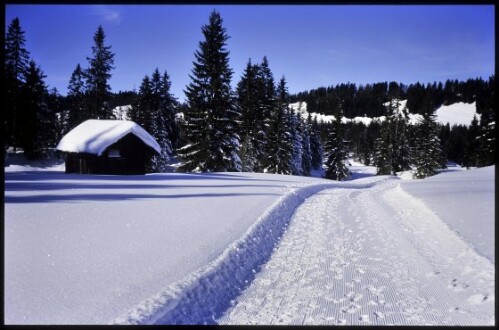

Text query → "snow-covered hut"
[56,120,161,175]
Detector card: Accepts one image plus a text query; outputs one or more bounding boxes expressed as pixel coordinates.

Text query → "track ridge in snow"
[218,181,494,325]
[112,176,391,325]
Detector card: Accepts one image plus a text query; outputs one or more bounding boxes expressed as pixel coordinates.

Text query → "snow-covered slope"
[4,161,494,325]
[289,100,479,126]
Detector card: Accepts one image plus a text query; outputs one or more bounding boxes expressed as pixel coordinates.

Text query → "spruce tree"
[324,107,350,181]
[374,98,411,175]
[309,115,323,170]
[477,76,495,167]
[236,59,260,171]
[391,100,412,172]
[5,17,31,150]
[149,69,176,172]
[464,115,481,168]
[374,100,395,175]
[265,77,293,174]
[66,63,87,130]
[19,61,53,159]
[258,56,277,170]
[178,10,241,172]
[289,109,304,175]
[300,115,312,176]
[129,75,153,129]
[412,98,443,179]
[85,25,115,119]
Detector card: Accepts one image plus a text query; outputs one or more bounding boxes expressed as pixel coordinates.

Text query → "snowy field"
[4,156,495,325]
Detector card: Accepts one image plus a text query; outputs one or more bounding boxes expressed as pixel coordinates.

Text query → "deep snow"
[219,178,494,325]
[4,158,495,325]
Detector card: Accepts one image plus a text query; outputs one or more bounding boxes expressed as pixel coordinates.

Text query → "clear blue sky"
[5,4,495,102]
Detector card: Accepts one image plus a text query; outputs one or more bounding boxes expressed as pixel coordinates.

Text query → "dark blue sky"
[5,5,495,102]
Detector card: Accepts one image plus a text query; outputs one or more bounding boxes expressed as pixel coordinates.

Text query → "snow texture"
[219,177,494,325]
[56,119,161,156]
[4,158,495,325]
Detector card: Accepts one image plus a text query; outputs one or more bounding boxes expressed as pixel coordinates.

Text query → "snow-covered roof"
[56,119,161,156]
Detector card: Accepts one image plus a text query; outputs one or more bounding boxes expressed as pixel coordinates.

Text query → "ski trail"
[218,181,494,325]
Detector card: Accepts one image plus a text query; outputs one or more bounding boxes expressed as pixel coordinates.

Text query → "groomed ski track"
[114,176,494,325]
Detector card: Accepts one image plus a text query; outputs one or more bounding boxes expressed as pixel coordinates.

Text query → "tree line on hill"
[289,77,494,118]
[4,13,495,179]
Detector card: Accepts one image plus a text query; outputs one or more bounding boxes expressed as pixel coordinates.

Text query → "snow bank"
[400,166,495,262]
[113,176,390,324]
[56,119,161,156]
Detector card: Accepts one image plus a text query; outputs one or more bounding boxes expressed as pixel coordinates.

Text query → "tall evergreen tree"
[391,101,412,172]
[5,17,31,150]
[18,61,53,159]
[373,116,393,175]
[85,25,115,119]
[129,69,177,173]
[324,106,350,180]
[374,98,411,175]
[464,115,481,168]
[289,109,304,175]
[266,76,293,174]
[300,114,312,176]
[412,98,443,179]
[308,115,323,170]
[258,56,277,170]
[129,75,153,130]
[477,76,495,167]
[149,68,176,172]
[236,59,261,171]
[178,10,241,172]
[66,63,87,130]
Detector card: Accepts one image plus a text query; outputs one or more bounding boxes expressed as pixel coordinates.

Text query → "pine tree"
[301,114,312,176]
[5,17,31,150]
[149,69,176,172]
[477,75,495,167]
[265,77,293,174]
[129,75,153,129]
[324,106,350,181]
[258,56,277,170]
[236,59,260,171]
[464,115,481,168]
[391,100,412,172]
[289,109,304,175]
[374,98,411,175]
[19,61,53,159]
[85,25,115,119]
[412,98,443,179]
[309,115,323,170]
[178,10,241,172]
[66,63,87,130]
[374,100,395,175]
[159,71,180,153]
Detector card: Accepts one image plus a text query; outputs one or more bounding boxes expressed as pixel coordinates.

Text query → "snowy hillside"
[4,161,494,325]
[289,100,480,126]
